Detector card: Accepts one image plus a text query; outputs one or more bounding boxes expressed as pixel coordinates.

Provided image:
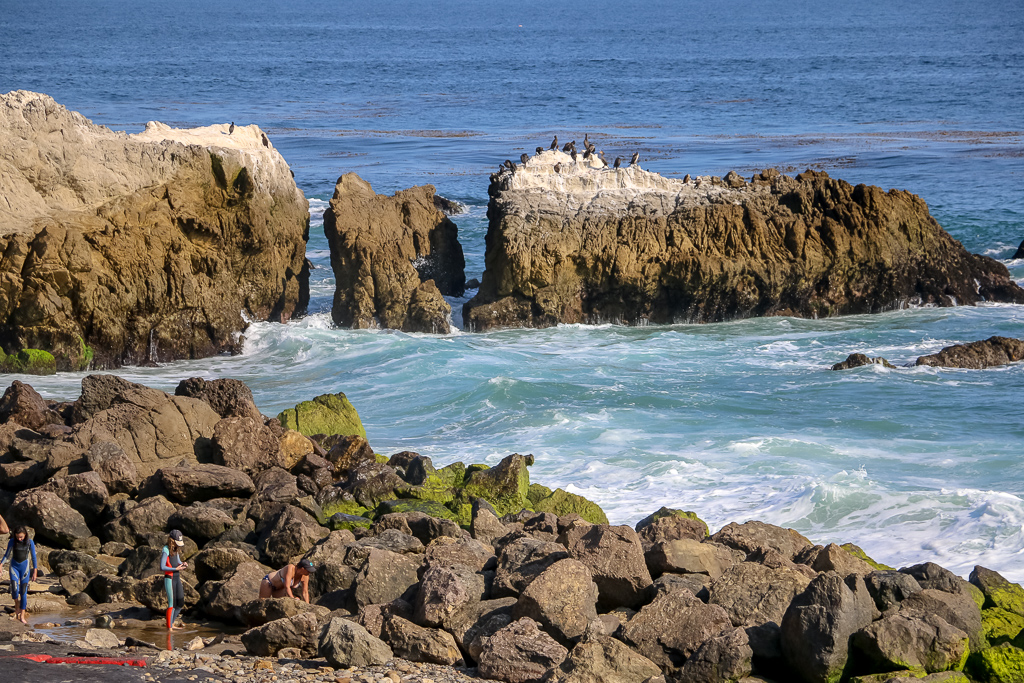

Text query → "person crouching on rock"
[1,526,38,624]
[259,558,314,603]
[162,530,188,630]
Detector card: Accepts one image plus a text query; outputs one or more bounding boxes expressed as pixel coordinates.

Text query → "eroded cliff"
[464,151,1023,330]
[0,91,309,369]
[324,173,465,334]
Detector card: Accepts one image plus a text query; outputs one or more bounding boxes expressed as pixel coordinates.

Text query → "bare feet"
[19,614,28,625]
[170,624,185,631]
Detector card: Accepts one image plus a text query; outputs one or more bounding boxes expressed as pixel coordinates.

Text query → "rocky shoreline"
[0,375,1021,683]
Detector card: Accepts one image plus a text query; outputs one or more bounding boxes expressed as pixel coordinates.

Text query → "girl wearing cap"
[161,530,188,630]
[259,558,313,604]
[1,526,38,624]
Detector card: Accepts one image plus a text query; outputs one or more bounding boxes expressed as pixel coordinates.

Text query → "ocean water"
[3,0,1024,578]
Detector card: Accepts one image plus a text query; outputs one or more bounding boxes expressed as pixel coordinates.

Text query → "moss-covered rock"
[841,543,894,571]
[982,608,1024,646]
[277,392,366,439]
[527,483,552,508]
[406,461,466,504]
[971,567,1024,617]
[320,498,370,520]
[967,582,988,611]
[533,488,609,525]
[966,643,1024,682]
[634,506,709,537]
[849,672,933,683]
[462,453,531,517]
[449,502,473,528]
[376,498,459,522]
[327,513,372,532]
[1,349,57,375]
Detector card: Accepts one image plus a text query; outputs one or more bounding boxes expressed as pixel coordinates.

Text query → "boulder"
[900,589,984,651]
[134,573,200,612]
[549,633,662,683]
[981,607,1024,646]
[256,506,329,567]
[240,610,327,657]
[532,489,609,525]
[210,416,281,476]
[463,453,532,516]
[477,617,568,683]
[414,563,486,628]
[192,546,259,583]
[87,574,138,603]
[240,597,322,628]
[0,93,309,369]
[83,628,120,650]
[349,528,424,556]
[353,548,423,608]
[168,504,235,542]
[278,430,315,470]
[253,466,301,507]
[677,626,754,683]
[117,546,166,579]
[471,505,508,545]
[652,572,712,600]
[493,537,569,598]
[277,392,366,439]
[48,550,116,578]
[635,507,709,537]
[916,336,1024,369]
[780,572,877,683]
[174,378,262,421]
[375,511,461,546]
[85,441,140,494]
[512,558,598,645]
[965,642,1024,683]
[202,561,267,623]
[853,612,969,674]
[796,543,876,576]
[866,570,924,612]
[318,617,393,668]
[621,589,732,674]
[38,471,110,524]
[463,165,1024,330]
[831,353,896,371]
[0,381,63,430]
[59,570,91,596]
[645,539,743,579]
[424,535,495,573]
[564,524,653,609]
[970,566,1024,616]
[900,563,965,594]
[381,614,462,665]
[357,600,414,639]
[8,489,92,548]
[710,520,812,560]
[101,495,175,545]
[442,597,517,662]
[637,515,710,551]
[323,173,465,333]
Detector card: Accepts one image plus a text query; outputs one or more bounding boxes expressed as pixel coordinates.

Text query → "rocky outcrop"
[915,336,1024,369]
[832,353,896,371]
[0,91,309,369]
[464,155,1023,330]
[324,173,465,334]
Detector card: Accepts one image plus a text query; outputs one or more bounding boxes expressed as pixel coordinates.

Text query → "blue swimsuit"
[1,537,37,610]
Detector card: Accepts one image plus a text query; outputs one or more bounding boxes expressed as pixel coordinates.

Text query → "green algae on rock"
[462,453,532,517]
[981,608,1024,646]
[277,392,366,439]
[533,488,609,525]
[527,483,553,508]
[966,642,1024,683]
[0,348,57,375]
[635,506,709,538]
[841,543,894,571]
[971,566,1024,616]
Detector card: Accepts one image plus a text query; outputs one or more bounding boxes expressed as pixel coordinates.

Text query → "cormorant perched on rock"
[536,146,544,155]
[521,153,529,165]
[571,149,577,162]
[598,150,607,166]
[683,174,692,183]
[550,135,558,150]
[262,133,270,148]
[562,142,572,152]
[504,160,514,170]
[229,122,235,135]
[511,162,518,172]
[630,152,639,166]
[583,133,589,148]
[583,149,592,160]
[554,163,561,173]
[613,157,622,169]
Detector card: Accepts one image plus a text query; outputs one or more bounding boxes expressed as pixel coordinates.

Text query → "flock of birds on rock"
[493,133,640,179]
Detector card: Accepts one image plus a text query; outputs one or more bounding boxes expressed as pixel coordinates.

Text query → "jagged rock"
[512,558,598,645]
[85,441,139,494]
[464,163,1023,330]
[711,520,812,560]
[900,589,984,651]
[8,489,92,548]
[38,471,110,524]
[374,511,461,547]
[866,570,924,612]
[916,336,1024,369]
[159,463,255,503]
[414,563,486,628]
[0,381,62,430]
[620,589,732,674]
[174,377,262,421]
[353,548,423,608]
[101,495,176,545]
[443,597,517,662]
[853,612,969,674]
[424,535,495,573]
[357,600,414,639]
[970,566,1024,616]
[471,506,508,545]
[637,516,709,552]
[211,416,282,476]
[117,546,166,579]
[780,572,877,683]
[256,506,328,567]
[677,626,754,683]
[652,572,712,601]
[278,430,315,470]
[549,633,662,683]
[796,543,876,575]
[349,528,424,556]
[83,628,120,649]
[646,539,743,579]
[318,617,393,668]
[381,614,462,665]
[832,353,896,370]
[169,504,235,542]
[900,562,966,594]
[48,550,116,577]
[59,570,91,596]
[493,536,569,598]
[240,597,322,628]
[477,617,568,683]
[241,610,328,657]
[192,547,258,583]
[324,173,465,333]
[201,561,266,623]
[87,574,138,603]
[277,392,366,439]
[304,531,358,599]
[463,453,532,517]
[0,92,308,369]
[564,524,652,610]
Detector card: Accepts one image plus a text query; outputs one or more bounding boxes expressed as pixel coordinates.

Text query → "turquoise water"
[3,0,1024,577]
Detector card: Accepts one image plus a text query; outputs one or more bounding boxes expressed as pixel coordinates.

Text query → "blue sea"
[3,0,1023,578]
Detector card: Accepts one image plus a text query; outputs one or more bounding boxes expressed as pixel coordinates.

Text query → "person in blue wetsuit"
[161,529,189,630]
[1,526,38,624]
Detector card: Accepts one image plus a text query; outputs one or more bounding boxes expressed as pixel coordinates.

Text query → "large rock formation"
[0,91,309,369]
[463,153,1024,330]
[916,336,1024,369]
[323,173,465,334]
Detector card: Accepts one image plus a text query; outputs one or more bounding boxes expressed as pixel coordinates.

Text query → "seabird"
[536,146,544,155]
[613,157,622,169]
[520,153,529,165]
[583,133,589,148]
[504,160,514,170]
[583,149,592,160]
[550,135,558,150]
[571,149,577,162]
[598,150,607,166]
[563,142,572,152]
[262,133,270,148]
[511,162,518,172]
[630,152,639,166]
[554,163,561,173]
[229,122,235,134]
